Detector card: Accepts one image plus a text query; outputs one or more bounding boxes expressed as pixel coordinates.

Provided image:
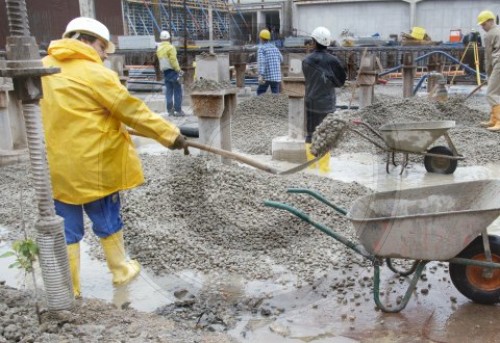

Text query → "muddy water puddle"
[2,219,500,342]
[2,143,500,342]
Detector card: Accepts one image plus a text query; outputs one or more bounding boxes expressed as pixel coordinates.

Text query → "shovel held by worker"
[127,129,328,175]
[465,81,487,100]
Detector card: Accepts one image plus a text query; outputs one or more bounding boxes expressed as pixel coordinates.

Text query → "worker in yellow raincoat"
[156,30,185,116]
[40,17,187,297]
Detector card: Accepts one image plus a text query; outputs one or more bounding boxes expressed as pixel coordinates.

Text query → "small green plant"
[1,238,42,323]
[1,239,39,271]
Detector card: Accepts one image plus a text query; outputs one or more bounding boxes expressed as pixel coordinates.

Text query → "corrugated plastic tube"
[23,103,74,310]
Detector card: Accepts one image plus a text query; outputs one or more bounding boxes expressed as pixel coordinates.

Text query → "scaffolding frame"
[123,0,230,40]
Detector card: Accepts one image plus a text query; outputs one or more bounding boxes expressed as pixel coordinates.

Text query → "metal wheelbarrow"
[264,180,500,312]
[349,120,464,174]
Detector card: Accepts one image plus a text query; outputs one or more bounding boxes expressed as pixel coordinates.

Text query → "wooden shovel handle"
[185,140,278,174]
[127,129,278,174]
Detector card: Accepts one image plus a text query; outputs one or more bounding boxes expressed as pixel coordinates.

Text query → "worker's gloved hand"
[170,134,187,150]
[177,70,185,83]
[258,75,265,85]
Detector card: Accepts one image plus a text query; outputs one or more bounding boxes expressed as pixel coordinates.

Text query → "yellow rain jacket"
[41,38,180,205]
[156,41,181,72]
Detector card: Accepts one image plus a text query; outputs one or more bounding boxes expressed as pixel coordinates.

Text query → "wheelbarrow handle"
[287,188,348,215]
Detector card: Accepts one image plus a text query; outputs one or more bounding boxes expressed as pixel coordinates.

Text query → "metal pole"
[152,0,161,41]
[2,0,73,310]
[209,5,214,54]
[183,0,187,68]
[402,52,415,98]
[168,0,172,42]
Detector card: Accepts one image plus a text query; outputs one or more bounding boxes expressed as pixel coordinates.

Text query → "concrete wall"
[292,0,500,42]
[294,1,409,42]
[417,0,500,42]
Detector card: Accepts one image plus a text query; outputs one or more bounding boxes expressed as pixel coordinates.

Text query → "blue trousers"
[257,81,281,95]
[163,69,183,112]
[55,193,123,244]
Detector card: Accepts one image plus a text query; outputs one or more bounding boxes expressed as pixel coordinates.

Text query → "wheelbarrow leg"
[386,152,391,173]
[443,132,459,156]
[482,230,494,279]
[399,153,409,175]
[373,260,427,313]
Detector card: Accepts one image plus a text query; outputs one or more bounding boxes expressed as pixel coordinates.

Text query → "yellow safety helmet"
[259,29,271,40]
[477,10,495,25]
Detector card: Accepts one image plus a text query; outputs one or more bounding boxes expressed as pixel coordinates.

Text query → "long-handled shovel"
[465,81,487,100]
[127,129,326,176]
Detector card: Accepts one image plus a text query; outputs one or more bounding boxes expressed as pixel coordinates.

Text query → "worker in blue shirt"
[257,29,283,95]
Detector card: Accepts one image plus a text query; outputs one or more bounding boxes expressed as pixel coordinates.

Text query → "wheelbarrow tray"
[347,180,500,260]
[379,120,455,153]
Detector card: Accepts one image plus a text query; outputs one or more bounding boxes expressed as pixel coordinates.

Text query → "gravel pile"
[191,79,232,92]
[230,89,499,166]
[310,95,500,166]
[123,154,370,282]
[232,94,288,154]
[0,283,233,342]
[0,156,373,332]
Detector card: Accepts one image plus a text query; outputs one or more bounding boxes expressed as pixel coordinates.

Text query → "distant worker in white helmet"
[257,28,283,95]
[302,26,346,173]
[40,17,187,298]
[157,30,185,116]
[477,10,500,131]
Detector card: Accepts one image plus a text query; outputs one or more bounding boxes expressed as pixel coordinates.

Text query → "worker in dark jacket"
[302,26,346,173]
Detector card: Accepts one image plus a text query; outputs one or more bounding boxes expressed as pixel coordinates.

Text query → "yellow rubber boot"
[318,152,331,173]
[67,243,81,298]
[487,105,500,132]
[305,143,318,169]
[100,231,141,285]
[480,110,495,127]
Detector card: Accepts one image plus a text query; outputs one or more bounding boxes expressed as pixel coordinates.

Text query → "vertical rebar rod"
[5,0,30,36]
[22,104,57,217]
[3,0,74,310]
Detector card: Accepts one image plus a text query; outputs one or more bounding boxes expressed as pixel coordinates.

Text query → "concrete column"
[357,54,376,109]
[402,52,416,98]
[0,91,13,150]
[0,76,27,152]
[79,0,95,18]
[234,63,246,88]
[288,97,305,139]
[282,1,293,37]
[191,90,237,163]
[409,1,416,30]
[272,77,307,163]
[7,91,27,149]
[427,54,440,73]
[403,0,423,31]
[256,11,266,34]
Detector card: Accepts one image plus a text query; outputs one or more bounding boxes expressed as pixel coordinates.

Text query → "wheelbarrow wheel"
[449,235,500,304]
[424,146,457,174]
[386,258,419,276]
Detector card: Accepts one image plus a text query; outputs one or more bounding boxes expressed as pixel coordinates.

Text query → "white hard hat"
[63,17,115,53]
[160,30,171,40]
[311,26,331,47]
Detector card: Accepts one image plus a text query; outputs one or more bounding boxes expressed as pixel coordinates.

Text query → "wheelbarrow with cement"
[349,120,464,174]
[264,180,500,312]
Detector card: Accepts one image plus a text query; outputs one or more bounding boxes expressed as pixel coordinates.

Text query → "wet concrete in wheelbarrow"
[1,87,500,342]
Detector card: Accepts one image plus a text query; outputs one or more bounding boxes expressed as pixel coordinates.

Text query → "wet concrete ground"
[3,143,498,342]
[1,86,499,342]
